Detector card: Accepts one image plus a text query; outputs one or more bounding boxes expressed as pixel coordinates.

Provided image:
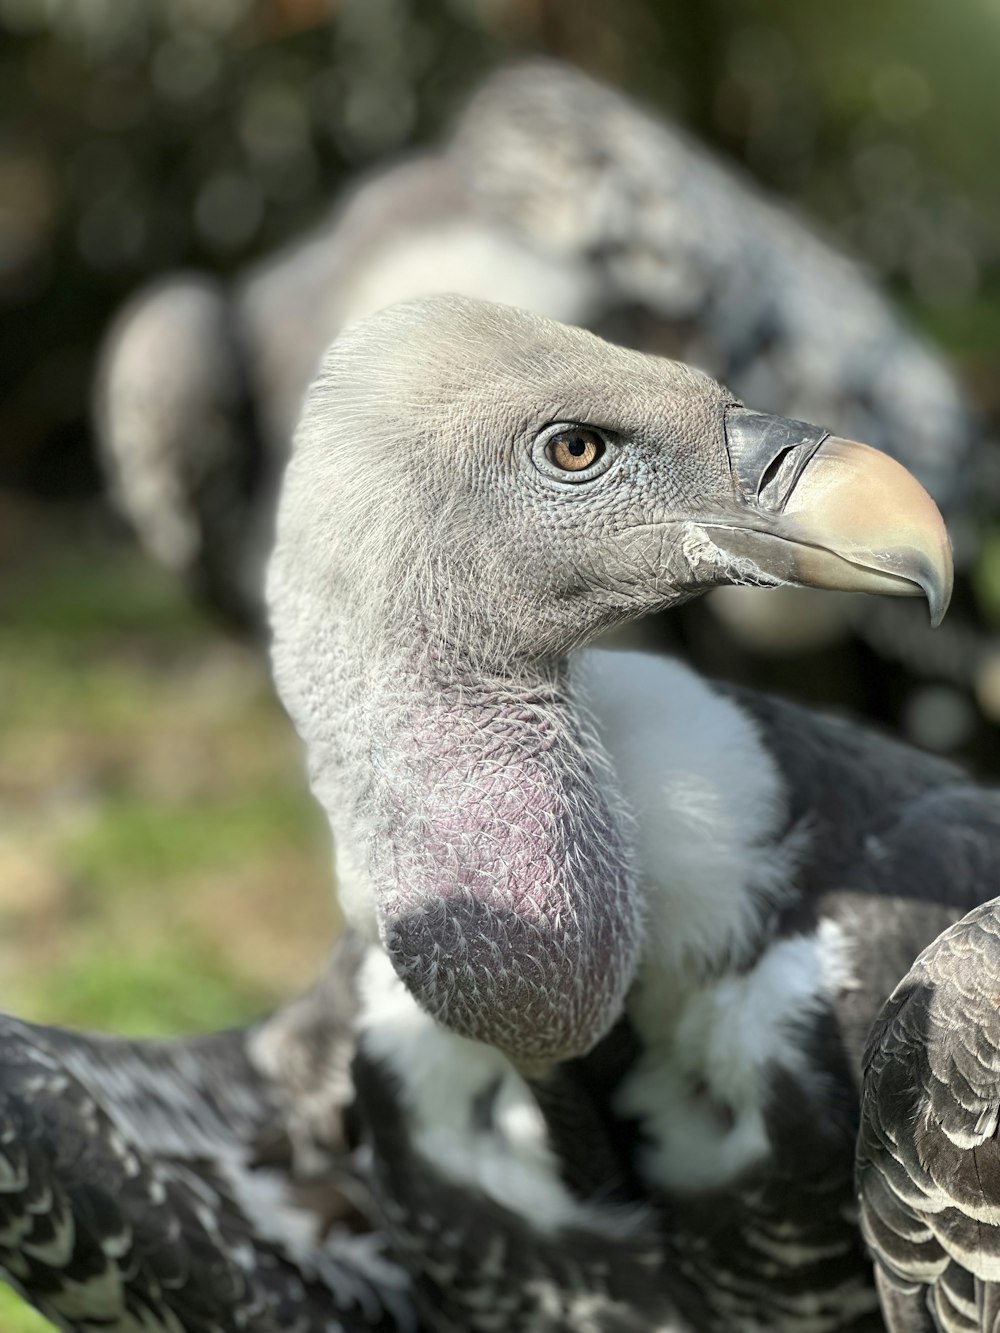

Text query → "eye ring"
[530,423,617,485]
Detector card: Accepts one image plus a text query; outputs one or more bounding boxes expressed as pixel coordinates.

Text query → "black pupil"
[568,437,587,456]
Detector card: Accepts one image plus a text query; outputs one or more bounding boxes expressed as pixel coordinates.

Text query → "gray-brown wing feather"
[859,818,1000,1333]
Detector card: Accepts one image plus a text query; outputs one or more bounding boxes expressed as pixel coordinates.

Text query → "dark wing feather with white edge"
[0,940,416,1332]
[859,868,1000,1333]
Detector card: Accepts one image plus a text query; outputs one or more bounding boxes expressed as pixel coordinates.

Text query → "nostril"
[757,445,799,503]
[756,438,827,513]
[723,407,830,509]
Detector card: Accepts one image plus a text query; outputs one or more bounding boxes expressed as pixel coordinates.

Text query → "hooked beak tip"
[708,411,955,625]
[779,433,954,625]
[921,559,952,629]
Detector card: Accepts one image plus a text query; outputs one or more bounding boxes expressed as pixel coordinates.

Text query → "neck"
[307,613,642,1068]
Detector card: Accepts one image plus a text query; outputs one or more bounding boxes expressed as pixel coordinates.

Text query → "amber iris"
[546,427,605,472]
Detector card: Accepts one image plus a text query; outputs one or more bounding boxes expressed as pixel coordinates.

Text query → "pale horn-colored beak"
[699,409,954,626]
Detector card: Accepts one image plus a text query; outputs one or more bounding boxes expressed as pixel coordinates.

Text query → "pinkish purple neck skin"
[328,630,643,1070]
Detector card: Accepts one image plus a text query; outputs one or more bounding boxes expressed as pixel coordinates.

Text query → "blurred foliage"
[0,1284,48,1331]
[0,508,338,1033]
[1,0,998,492]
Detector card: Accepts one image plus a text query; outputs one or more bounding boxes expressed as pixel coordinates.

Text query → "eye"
[531,423,616,485]
[547,427,606,472]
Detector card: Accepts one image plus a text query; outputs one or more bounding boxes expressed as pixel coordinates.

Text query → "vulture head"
[269,295,952,1069]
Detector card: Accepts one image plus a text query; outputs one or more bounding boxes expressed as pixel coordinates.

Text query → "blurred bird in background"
[95,57,998,758]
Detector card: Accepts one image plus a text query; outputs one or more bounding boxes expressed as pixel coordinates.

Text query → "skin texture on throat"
[301,620,642,1068]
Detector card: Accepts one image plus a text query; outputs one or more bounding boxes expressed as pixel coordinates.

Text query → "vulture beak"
[700,408,954,626]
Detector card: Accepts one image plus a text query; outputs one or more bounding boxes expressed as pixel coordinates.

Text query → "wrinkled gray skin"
[270,298,734,1064]
[267,294,945,1067]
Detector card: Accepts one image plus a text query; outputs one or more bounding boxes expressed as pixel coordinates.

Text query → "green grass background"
[0,511,338,1329]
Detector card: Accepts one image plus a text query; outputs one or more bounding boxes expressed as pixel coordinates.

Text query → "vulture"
[97,60,989,747]
[262,294,977,1332]
[857,897,1000,1333]
[10,294,998,1330]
